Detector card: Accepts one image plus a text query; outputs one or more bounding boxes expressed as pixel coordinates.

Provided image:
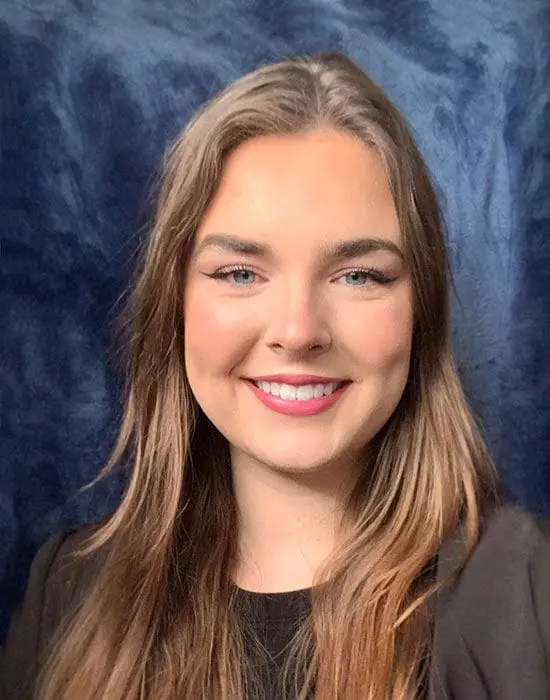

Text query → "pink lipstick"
[245,378,350,417]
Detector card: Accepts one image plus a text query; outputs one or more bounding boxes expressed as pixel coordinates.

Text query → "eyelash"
[204,264,395,287]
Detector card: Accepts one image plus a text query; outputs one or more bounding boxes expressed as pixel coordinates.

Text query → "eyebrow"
[193,233,404,261]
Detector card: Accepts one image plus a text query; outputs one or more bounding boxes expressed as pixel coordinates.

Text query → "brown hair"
[38,52,500,699]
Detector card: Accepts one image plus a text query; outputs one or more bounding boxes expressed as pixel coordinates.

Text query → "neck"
[231,450,358,593]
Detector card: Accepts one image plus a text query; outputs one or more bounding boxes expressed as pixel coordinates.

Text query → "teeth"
[254,381,342,400]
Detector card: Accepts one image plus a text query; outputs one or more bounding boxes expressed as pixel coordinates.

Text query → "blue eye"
[205,266,257,285]
[344,270,370,286]
[204,266,394,288]
[230,269,256,285]
[341,268,393,286]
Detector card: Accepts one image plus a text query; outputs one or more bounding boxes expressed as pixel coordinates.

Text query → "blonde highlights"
[38,52,500,699]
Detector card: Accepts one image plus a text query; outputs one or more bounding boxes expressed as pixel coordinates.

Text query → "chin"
[249,446,354,477]
[270,460,330,475]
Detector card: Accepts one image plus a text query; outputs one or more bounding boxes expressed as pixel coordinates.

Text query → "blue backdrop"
[1,0,549,638]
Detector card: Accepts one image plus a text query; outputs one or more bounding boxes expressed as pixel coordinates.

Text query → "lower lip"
[245,380,350,417]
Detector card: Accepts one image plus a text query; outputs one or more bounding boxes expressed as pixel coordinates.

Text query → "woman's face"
[184,128,414,478]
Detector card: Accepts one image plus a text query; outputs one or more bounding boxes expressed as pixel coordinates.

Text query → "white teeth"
[279,384,295,400]
[296,385,314,400]
[254,381,342,401]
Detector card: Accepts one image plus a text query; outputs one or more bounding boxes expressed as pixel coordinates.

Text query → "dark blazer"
[1,504,550,699]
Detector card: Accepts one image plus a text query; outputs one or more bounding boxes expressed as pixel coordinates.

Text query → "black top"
[237,587,311,698]
[2,503,550,699]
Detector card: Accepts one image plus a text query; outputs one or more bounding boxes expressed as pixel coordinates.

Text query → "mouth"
[246,378,349,401]
[243,377,351,417]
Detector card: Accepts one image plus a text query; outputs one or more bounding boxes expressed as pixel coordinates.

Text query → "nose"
[263,282,332,355]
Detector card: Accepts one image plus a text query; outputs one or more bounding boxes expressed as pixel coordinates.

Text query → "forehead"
[196,128,401,251]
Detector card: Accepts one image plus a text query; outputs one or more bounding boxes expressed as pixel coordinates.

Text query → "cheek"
[183,288,258,376]
[345,296,414,368]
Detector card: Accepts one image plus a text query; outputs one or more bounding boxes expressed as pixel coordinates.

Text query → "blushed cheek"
[184,291,258,377]
[349,303,414,369]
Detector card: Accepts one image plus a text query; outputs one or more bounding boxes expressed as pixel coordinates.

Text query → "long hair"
[38,52,500,699]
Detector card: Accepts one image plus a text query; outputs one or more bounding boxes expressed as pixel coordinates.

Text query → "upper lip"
[246,374,348,385]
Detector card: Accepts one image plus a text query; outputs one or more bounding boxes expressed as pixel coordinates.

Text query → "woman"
[1,52,549,700]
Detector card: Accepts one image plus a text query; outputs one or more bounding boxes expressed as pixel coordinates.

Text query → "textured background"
[1,0,549,638]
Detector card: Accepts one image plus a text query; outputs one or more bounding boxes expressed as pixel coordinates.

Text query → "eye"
[337,267,394,286]
[203,265,257,286]
[203,265,395,288]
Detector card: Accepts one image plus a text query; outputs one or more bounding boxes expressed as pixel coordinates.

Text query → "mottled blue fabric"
[1,0,549,638]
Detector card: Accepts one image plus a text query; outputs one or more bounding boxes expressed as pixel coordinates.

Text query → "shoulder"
[24,526,95,587]
[435,503,550,619]
[430,503,550,699]
[39,524,103,637]
[10,524,99,632]
[454,498,550,576]
[478,501,550,554]
[440,503,550,590]
[1,524,103,700]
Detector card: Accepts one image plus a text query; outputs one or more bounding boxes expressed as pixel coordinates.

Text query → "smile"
[245,379,351,417]
[253,380,343,401]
